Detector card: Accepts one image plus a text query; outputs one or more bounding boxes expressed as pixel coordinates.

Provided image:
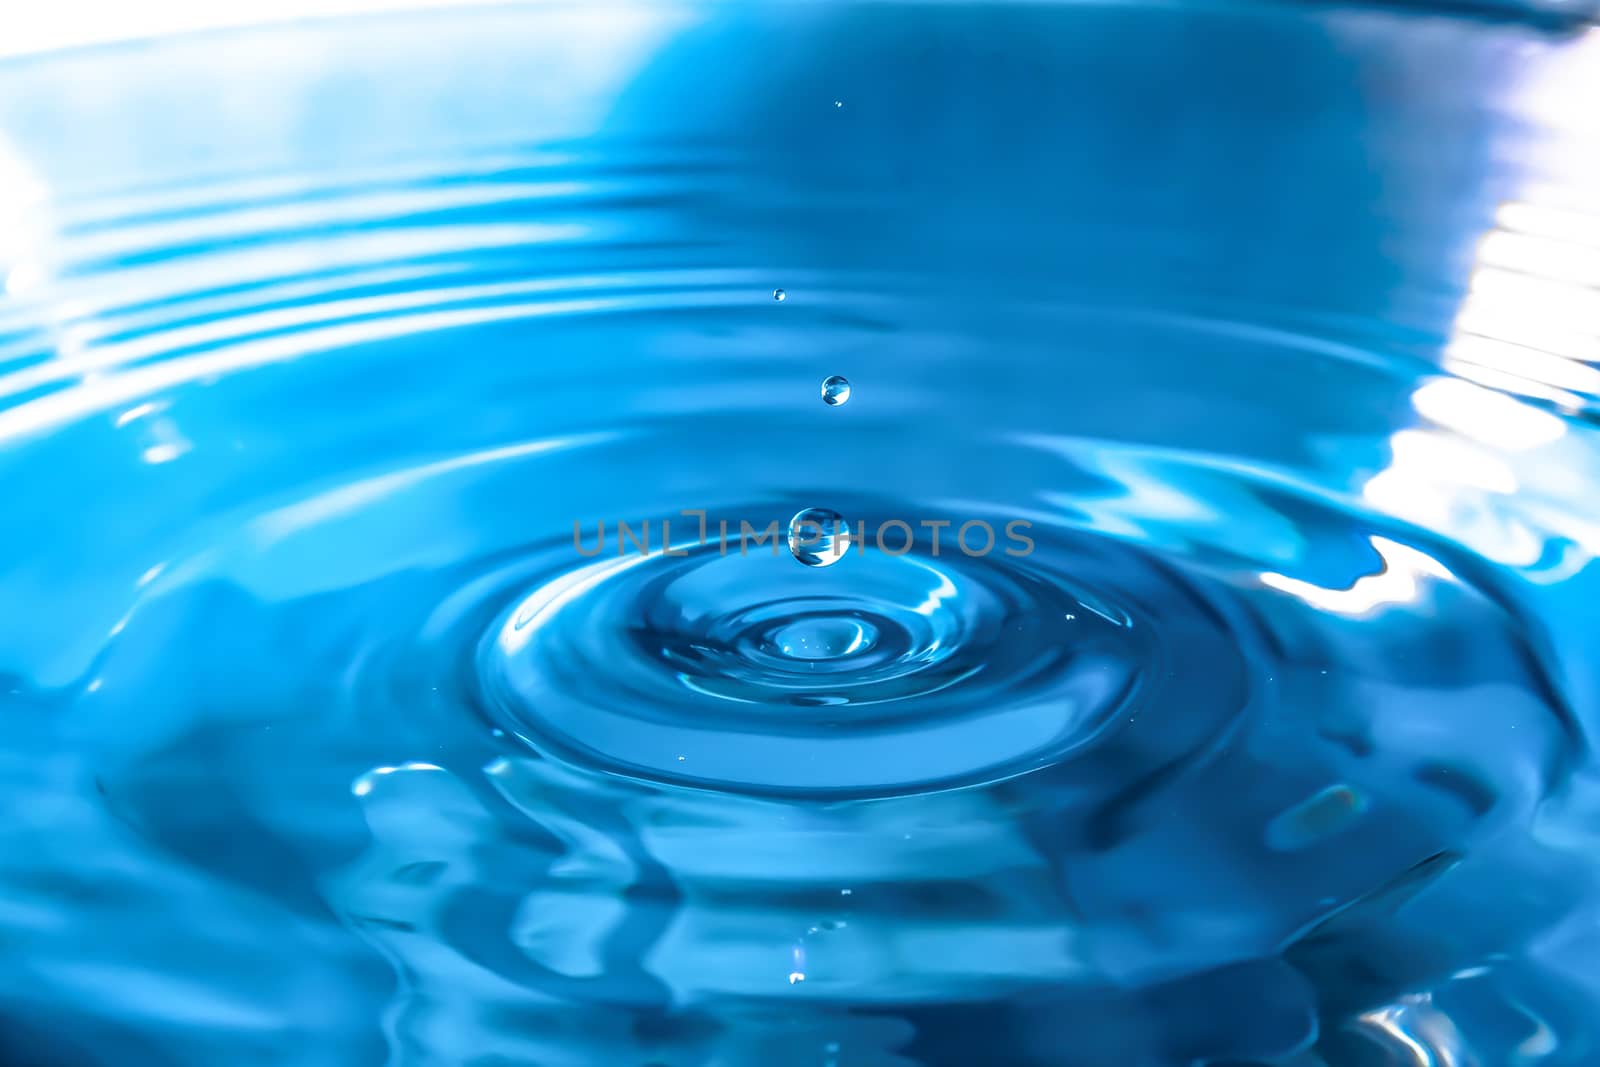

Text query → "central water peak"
[769,616,879,660]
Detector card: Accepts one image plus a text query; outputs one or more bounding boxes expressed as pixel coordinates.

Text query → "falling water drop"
[772,288,786,302]
[788,508,850,567]
[821,375,851,406]
[788,943,807,985]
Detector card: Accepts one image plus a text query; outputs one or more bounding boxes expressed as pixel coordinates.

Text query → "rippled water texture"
[4,3,1600,1065]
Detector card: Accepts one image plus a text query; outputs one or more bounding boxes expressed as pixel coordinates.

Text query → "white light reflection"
[1410,378,1566,452]
[1360,419,1555,572]
[141,441,187,464]
[140,419,193,464]
[1260,537,1452,617]
[3,262,44,297]
[114,402,159,428]
[1446,232,1600,407]
[0,135,50,298]
[0,0,642,61]
[1496,199,1600,248]
[1374,430,1517,496]
[1350,996,1469,1067]
[111,398,192,464]
[1443,28,1600,413]
[1476,229,1600,290]
[1446,333,1598,403]
[350,761,445,797]
[1358,31,1600,578]
[911,565,958,618]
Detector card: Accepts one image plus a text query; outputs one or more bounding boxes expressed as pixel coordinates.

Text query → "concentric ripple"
[479,519,1150,795]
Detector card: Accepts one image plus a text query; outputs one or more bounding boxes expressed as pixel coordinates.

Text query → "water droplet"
[787,508,850,567]
[772,288,786,302]
[821,374,851,406]
[833,100,843,108]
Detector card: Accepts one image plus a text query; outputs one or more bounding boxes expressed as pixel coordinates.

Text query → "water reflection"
[2,3,1600,1067]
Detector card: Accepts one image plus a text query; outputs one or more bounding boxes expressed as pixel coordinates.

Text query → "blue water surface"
[3,2,1600,1064]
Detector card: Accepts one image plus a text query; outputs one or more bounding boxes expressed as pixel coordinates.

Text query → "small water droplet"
[833,99,843,108]
[821,375,851,406]
[772,288,786,302]
[788,508,850,567]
